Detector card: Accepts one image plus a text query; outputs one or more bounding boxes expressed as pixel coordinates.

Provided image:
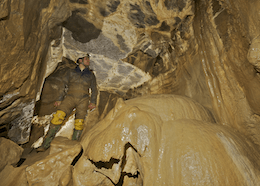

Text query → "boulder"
[0,137,24,172]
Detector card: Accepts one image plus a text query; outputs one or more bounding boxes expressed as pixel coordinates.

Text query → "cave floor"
[17,147,50,167]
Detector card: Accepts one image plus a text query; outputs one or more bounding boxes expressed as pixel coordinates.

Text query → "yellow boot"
[51,110,66,125]
[72,119,84,140]
[37,110,66,152]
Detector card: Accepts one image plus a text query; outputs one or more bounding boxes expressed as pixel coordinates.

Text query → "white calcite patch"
[8,100,35,144]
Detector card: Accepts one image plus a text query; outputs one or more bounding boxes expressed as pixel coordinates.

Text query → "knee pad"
[51,110,66,125]
[74,119,84,130]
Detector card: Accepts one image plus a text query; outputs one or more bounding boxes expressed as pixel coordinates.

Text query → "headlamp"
[78,53,91,59]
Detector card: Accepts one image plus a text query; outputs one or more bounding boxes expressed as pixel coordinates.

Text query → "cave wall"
[125,0,260,145]
[1,0,260,146]
[193,0,260,144]
[0,0,71,143]
[1,0,260,185]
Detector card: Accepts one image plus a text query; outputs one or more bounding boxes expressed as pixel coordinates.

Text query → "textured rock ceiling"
[63,28,152,94]
[1,0,260,184]
[46,0,195,94]
[1,0,198,143]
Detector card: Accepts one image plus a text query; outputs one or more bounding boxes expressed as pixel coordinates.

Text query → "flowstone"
[1,94,260,185]
[26,137,81,186]
[72,94,260,186]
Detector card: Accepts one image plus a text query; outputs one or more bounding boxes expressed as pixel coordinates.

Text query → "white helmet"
[77,53,90,59]
[75,53,91,64]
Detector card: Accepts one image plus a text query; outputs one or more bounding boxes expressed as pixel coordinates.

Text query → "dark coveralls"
[56,66,98,130]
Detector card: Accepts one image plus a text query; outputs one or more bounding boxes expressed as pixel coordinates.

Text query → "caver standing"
[37,54,98,152]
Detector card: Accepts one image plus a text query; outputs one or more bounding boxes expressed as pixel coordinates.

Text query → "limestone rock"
[2,0,260,184]
[73,94,215,185]
[73,156,114,186]
[26,137,81,186]
[0,0,9,19]
[61,0,194,94]
[0,165,28,186]
[248,35,260,72]
[49,136,80,155]
[7,100,35,144]
[59,165,73,186]
[84,94,215,162]
[0,137,24,171]
[73,94,260,186]
[158,119,260,186]
[0,0,71,143]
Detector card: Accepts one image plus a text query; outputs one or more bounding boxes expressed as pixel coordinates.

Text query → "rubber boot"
[37,110,66,152]
[37,124,61,152]
[72,129,83,141]
[51,110,66,125]
[72,119,84,140]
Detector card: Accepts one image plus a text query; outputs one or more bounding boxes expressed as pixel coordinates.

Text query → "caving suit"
[52,65,98,130]
[37,65,98,151]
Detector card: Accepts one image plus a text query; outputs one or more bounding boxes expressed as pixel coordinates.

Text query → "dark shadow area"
[115,171,140,186]
[89,142,141,186]
[16,158,26,167]
[62,10,101,43]
[71,148,83,166]
[116,142,140,186]
[90,157,120,169]
[0,125,7,137]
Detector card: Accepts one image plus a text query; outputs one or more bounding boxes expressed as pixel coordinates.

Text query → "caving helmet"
[76,53,91,65]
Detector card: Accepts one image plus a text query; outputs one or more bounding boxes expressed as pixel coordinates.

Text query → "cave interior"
[1,0,260,185]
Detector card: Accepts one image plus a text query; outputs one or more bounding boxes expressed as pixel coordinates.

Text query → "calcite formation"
[1,0,260,185]
[26,137,81,186]
[75,94,216,185]
[74,95,260,185]
[2,95,260,185]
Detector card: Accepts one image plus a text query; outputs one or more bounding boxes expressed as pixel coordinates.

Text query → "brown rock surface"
[0,165,28,186]
[1,95,260,185]
[1,0,260,185]
[73,94,260,185]
[26,137,81,186]
[159,119,260,185]
[0,0,259,146]
[0,137,23,171]
[0,0,71,144]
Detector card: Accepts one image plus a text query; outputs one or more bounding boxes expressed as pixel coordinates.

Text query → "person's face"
[83,56,90,66]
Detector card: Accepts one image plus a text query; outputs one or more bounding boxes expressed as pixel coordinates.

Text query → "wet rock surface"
[2,95,258,185]
[26,137,81,186]
[1,0,260,185]
[0,137,24,172]
[0,165,28,186]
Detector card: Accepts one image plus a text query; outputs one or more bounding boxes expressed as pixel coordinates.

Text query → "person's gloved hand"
[88,103,96,110]
[54,101,61,107]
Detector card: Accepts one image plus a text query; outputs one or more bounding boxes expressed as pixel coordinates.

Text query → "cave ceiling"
[1,0,260,185]
[0,0,200,143]
[1,0,260,179]
[48,0,195,94]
